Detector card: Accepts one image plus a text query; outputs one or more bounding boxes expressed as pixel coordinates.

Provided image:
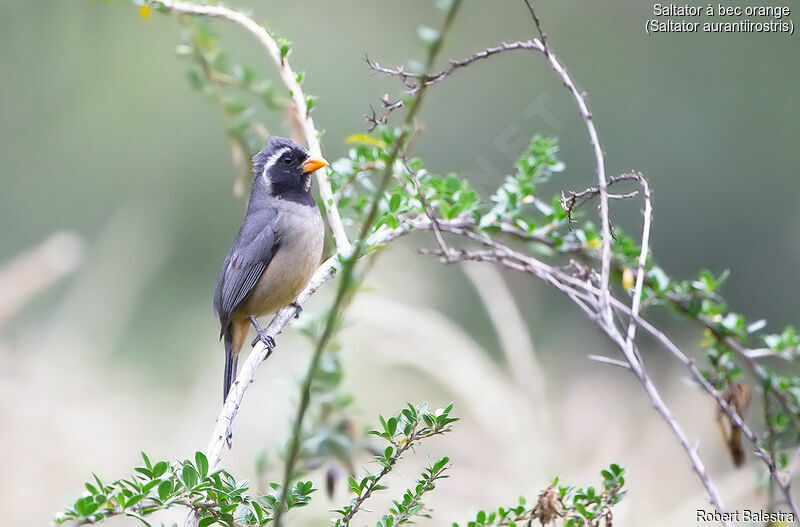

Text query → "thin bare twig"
[368,0,614,326]
[522,0,550,52]
[366,0,618,332]
[367,41,541,94]
[403,157,454,262]
[588,354,631,370]
[364,54,418,89]
[560,173,640,225]
[366,92,404,131]
[369,38,566,98]
[623,172,652,349]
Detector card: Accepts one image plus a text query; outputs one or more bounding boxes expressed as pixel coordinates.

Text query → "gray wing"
[213,207,281,335]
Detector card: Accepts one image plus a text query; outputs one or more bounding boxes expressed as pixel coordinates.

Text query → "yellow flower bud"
[622,267,634,290]
[139,4,150,19]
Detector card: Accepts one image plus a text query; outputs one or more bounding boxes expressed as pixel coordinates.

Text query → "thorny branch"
[366,41,540,94]
[365,92,404,131]
[559,173,640,225]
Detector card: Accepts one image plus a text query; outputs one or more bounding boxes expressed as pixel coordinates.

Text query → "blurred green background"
[1,0,798,525]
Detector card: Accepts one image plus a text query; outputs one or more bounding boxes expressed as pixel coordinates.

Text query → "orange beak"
[301,156,329,174]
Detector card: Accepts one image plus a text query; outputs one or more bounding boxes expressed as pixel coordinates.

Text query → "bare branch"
[365,93,404,131]
[365,54,418,89]
[522,0,550,52]
[588,354,631,370]
[623,172,652,349]
[560,173,640,225]
[403,157,454,262]
[367,41,540,94]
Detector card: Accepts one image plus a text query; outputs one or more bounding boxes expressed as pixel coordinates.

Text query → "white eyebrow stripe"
[261,147,291,183]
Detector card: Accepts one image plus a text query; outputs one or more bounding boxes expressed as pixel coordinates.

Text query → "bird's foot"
[249,315,275,349]
[290,301,303,319]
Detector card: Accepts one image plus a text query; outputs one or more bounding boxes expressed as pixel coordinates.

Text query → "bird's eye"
[282,154,293,165]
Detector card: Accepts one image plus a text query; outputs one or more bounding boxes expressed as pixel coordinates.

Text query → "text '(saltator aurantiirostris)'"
[213,137,328,401]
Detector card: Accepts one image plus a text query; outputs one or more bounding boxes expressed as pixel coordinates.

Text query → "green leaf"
[386,417,398,436]
[195,452,209,479]
[305,95,318,113]
[348,475,360,494]
[389,192,402,213]
[152,461,168,478]
[157,479,173,501]
[125,493,144,509]
[278,38,291,60]
[182,463,199,489]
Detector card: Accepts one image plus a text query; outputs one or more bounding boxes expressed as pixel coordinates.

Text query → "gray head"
[251,137,328,204]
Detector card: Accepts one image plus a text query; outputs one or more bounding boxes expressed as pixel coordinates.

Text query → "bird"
[213,136,328,402]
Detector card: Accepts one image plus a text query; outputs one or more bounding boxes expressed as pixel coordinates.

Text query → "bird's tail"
[223,326,238,403]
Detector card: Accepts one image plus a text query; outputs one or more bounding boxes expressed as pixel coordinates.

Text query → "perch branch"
[199,219,417,474]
